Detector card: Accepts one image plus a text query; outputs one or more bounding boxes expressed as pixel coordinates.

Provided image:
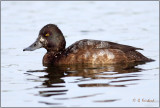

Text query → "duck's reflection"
[27,62,146,98]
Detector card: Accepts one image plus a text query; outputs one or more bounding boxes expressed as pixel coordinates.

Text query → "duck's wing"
[106,41,143,52]
[66,39,143,54]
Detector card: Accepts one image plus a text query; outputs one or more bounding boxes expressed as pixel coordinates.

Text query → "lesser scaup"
[23,24,154,66]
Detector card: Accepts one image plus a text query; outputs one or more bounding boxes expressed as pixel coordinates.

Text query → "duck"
[23,24,154,66]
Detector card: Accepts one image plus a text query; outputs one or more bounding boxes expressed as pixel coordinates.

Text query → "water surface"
[1,1,159,107]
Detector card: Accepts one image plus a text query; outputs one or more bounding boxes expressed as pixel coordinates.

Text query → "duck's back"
[55,39,152,65]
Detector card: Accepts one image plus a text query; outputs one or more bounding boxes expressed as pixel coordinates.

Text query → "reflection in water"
[39,90,68,97]
[26,62,147,105]
[94,99,119,103]
[39,101,62,106]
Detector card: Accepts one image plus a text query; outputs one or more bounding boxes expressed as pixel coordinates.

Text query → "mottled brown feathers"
[23,24,154,66]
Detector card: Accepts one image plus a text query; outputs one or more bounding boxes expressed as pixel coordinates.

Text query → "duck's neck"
[42,50,63,66]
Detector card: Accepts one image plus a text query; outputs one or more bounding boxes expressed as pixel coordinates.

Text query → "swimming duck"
[23,24,154,66]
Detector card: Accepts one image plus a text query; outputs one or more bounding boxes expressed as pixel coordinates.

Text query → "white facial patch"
[40,37,45,43]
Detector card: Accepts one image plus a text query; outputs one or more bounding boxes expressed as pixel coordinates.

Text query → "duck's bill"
[23,40,42,51]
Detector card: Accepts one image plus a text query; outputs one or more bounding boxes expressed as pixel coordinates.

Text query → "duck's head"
[23,24,66,52]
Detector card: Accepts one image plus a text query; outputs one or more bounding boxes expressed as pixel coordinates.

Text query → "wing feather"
[66,39,143,54]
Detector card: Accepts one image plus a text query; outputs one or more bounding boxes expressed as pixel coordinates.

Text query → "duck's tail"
[144,58,155,62]
[126,51,155,63]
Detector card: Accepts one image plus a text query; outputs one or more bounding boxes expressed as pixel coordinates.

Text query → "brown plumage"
[23,24,154,66]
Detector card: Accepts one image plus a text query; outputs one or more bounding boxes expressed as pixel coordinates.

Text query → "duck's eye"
[45,33,50,37]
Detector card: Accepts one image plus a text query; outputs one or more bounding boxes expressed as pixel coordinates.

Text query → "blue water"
[1,1,159,107]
